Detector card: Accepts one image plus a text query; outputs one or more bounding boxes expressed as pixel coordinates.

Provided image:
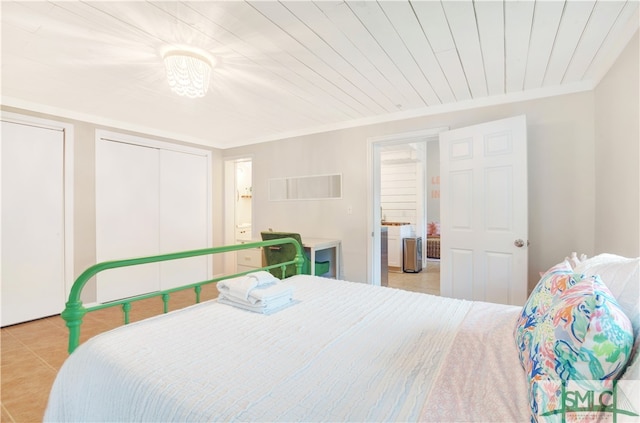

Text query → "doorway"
[223,157,253,274]
[381,142,441,295]
[234,160,253,241]
[368,127,445,292]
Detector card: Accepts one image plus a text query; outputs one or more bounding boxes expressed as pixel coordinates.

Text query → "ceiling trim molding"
[226,80,595,149]
[0,96,220,149]
[2,80,594,150]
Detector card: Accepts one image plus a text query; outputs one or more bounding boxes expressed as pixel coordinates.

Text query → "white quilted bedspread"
[44,275,527,422]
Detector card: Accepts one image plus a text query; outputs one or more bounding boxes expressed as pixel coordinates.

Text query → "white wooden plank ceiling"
[1,1,638,149]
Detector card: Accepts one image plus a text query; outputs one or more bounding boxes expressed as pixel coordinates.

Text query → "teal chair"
[260,231,331,279]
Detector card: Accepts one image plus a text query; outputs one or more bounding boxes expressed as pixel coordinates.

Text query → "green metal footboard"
[62,238,304,354]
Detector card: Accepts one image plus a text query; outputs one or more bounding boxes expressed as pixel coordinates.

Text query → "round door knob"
[514,239,525,248]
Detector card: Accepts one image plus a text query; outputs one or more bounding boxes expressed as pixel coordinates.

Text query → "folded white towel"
[247,283,294,304]
[248,271,278,284]
[217,272,295,314]
[217,276,259,301]
[218,295,297,315]
[217,271,278,301]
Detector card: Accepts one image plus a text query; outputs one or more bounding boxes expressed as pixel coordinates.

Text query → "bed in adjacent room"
[426,221,440,259]
[44,239,639,422]
[426,236,440,259]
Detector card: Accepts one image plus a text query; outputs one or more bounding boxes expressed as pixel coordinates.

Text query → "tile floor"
[387,259,440,296]
[0,268,439,423]
[1,286,219,423]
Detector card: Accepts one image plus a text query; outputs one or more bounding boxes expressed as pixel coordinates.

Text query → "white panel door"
[1,122,65,325]
[96,140,160,303]
[439,115,528,305]
[159,150,209,290]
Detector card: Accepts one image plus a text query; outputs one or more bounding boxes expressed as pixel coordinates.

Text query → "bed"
[426,236,440,259]
[45,240,639,422]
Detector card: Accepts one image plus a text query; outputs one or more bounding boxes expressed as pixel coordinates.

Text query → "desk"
[303,237,342,279]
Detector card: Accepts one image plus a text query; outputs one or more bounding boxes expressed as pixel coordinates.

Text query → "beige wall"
[226,91,597,288]
[594,31,640,257]
[227,32,638,291]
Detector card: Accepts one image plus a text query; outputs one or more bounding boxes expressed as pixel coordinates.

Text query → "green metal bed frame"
[62,238,304,354]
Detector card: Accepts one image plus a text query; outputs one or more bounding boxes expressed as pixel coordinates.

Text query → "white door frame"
[366,127,446,285]
[1,111,75,298]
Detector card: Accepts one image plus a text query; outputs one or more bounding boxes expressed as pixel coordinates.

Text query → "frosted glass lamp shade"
[163,51,212,98]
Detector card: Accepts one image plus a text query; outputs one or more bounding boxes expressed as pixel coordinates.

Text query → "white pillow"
[564,251,587,269]
[574,253,639,379]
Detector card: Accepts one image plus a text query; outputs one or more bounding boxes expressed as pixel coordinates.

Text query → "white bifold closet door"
[2,121,65,326]
[96,139,208,303]
[158,148,209,290]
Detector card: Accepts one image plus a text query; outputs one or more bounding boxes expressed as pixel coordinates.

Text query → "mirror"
[269,174,342,201]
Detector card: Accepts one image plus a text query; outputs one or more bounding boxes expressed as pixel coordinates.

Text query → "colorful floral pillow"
[573,254,640,379]
[515,272,634,421]
[514,260,575,364]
